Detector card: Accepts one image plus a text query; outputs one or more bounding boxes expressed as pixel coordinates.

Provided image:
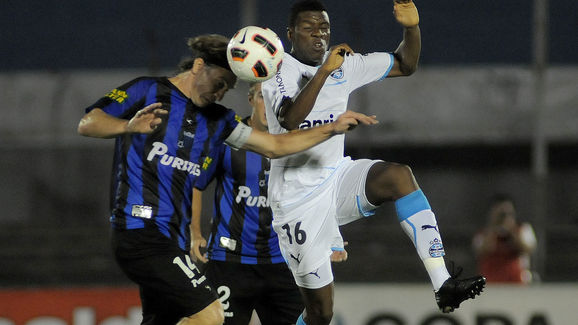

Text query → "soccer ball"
[227,26,284,82]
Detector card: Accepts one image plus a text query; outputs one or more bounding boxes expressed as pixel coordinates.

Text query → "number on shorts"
[173,255,206,288]
[281,221,307,245]
[217,285,231,310]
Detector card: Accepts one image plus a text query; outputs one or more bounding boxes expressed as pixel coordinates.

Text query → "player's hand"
[126,102,168,134]
[332,110,378,134]
[331,241,349,262]
[190,235,208,263]
[320,44,354,74]
[393,0,419,28]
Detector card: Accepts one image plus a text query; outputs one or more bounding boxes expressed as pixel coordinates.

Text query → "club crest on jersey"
[147,142,201,176]
[299,114,334,129]
[330,67,344,80]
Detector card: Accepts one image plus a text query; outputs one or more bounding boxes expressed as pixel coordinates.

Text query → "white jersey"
[262,52,394,206]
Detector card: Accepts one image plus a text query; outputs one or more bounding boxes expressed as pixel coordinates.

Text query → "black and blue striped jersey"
[197,119,284,264]
[86,77,240,251]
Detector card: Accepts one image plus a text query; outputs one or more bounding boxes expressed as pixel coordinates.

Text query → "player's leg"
[364,161,452,289]
[204,261,255,325]
[270,183,339,325]
[297,284,334,325]
[293,259,335,325]
[363,161,485,311]
[337,159,447,282]
[112,229,223,324]
[254,263,304,325]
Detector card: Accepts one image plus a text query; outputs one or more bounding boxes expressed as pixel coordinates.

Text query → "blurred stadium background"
[1,0,577,324]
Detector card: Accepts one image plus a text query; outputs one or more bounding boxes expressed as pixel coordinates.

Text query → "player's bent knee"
[368,162,417,201]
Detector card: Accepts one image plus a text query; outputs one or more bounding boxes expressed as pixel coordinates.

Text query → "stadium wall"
[1,67,577,147]
[0,284,575,325]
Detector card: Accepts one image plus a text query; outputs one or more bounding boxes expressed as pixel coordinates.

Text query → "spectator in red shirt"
[473,194,537,284]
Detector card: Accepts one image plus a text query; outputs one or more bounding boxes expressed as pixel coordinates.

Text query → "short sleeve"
[84,77,155,119]
[346,52,394,90]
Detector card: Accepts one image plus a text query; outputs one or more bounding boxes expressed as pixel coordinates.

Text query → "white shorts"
[271,157,380,289]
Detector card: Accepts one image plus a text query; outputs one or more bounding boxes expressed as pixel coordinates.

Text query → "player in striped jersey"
[78,34,377,325]
[190,82,302,324]
[191,82,349,325]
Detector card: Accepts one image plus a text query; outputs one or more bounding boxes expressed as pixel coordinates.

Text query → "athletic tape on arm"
[224,123,252,150]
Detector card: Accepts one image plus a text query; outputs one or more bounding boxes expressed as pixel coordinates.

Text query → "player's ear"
[286,27,293,41]
[191,58,205,74]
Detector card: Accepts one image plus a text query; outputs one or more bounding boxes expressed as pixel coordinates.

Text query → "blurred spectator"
[472,194,537,284]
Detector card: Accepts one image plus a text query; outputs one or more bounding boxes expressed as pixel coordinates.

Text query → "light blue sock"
[297,314,307,325]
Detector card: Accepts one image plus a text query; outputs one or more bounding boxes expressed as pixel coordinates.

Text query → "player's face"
[191,64,237,107]
[289,10,331,66]
[248,83,267,131]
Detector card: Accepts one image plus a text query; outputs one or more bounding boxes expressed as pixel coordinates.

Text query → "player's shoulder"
[130,76,163,87]
[279,53,307,72]
[346,51,393,63]
[111,76,159,92]
[262,53,304,89]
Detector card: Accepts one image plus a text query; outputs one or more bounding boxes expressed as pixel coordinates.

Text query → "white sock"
[396,191,450,291]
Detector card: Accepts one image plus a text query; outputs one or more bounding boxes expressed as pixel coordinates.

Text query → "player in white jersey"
[261,1,486,324]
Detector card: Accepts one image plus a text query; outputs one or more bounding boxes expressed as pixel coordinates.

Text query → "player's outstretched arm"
[241,110,378,158]
[77,103,167,138]
[190,188,208,263]
[388,0,421,77]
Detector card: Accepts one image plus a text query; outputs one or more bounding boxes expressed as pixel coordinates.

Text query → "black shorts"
[112,228,218,325]
[204,260,303,325]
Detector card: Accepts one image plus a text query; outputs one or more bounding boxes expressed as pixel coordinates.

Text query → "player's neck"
[169,72,193,99]
[291,51,320,67]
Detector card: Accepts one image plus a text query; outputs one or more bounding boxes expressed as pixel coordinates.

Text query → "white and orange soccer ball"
[227,26,284,82]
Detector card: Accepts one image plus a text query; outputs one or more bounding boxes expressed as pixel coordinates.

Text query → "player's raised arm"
[278,44,354,130]
[235,110,378,159]
[388,0,421,77]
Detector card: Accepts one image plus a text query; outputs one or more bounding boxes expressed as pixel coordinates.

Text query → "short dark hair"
[179,34,231,72]
[289,0,327,28]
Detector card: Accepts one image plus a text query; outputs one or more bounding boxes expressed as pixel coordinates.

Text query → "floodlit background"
[1,1,577,324]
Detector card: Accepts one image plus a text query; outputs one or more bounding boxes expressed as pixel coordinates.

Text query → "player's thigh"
[298,271,335,316]
[117,250,218,322]
[272,191,337,281]
[205,261,257,325]
[335,158,382,225]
